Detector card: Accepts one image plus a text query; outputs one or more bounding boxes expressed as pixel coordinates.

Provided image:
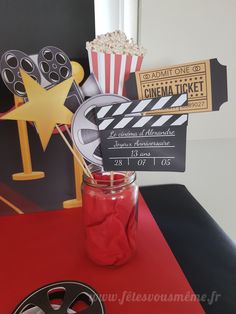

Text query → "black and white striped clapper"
[98,113,188,131]
[96,93,187,120]
[96,93,188,131]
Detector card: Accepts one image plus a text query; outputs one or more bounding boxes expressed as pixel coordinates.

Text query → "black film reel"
[38,46,72,85]
[0,50,41,97]
[71,94,129,166]
[12,280,105,314]
[38,46,88,113]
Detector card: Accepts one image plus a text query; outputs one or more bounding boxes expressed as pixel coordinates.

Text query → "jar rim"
[83,167,136,189]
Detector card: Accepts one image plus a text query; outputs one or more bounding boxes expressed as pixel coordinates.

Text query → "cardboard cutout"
[126,58,228,113]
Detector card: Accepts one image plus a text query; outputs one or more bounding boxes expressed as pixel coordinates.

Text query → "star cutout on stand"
[1,70,73,150]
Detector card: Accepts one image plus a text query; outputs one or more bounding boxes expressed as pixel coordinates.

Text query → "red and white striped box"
[87,49,143,96]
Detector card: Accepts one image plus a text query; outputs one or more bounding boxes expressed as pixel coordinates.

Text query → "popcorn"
[86,31,146,96]
[86,30,146,56]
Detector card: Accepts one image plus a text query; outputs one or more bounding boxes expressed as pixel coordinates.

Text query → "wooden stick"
[65,124,72,138]
[110,171,114,187]
[55,124,91,178]
[64,125,94,178]
[125,171,129,183]
[0,196,24,215]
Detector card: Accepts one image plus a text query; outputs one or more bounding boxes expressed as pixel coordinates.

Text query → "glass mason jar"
[82,166,138,267]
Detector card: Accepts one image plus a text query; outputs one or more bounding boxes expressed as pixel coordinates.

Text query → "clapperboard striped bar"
[98,114,188,131]
[96,93,187,119]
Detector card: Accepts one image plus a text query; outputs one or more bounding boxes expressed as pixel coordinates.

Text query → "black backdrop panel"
[0,0,95,212]
[0,0,95,110]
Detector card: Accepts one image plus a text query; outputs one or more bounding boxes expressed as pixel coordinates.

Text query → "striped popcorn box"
[87,49,143,96]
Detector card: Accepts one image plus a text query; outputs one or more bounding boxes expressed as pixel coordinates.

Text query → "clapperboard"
[96,94,188,171]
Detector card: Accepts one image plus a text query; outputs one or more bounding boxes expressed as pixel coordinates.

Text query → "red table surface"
[0,194,204,314]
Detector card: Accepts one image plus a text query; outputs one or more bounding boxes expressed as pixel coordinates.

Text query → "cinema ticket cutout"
[125,58,228,114]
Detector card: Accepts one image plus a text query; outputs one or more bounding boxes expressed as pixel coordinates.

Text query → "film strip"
[13,281,105,314]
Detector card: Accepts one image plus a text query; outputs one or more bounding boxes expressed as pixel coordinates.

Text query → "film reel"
[1,46,102,113]
[0,50,41,98]
[71,94,128,166]
[38,46,72,84]
[38,46,102,113]
[13,280,105,314]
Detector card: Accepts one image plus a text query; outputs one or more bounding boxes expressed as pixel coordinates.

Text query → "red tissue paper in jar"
[82,171,138,266]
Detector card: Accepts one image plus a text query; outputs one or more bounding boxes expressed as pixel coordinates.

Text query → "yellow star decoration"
[1,70,73,150]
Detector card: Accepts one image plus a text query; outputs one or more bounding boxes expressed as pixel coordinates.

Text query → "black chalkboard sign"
[96,95,189,172]
[98,115,188,172]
